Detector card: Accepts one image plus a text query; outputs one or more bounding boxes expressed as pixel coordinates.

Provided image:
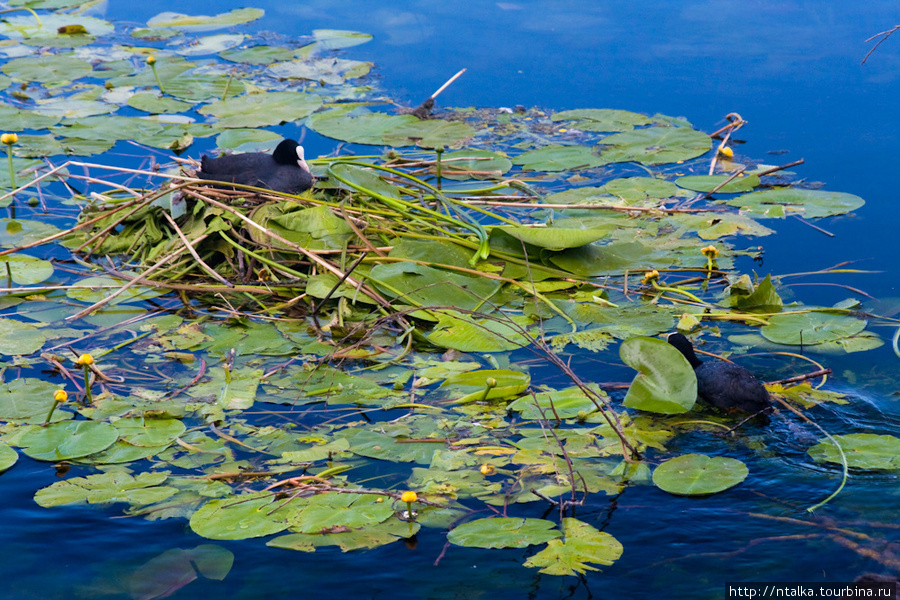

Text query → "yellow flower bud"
[480,464,495,476]
[701,245,719,258]
[146,55,156,65]
[718,146,734,158]
[1,133,18,145]
[76,353,94,366]
[400,491,417,503]
[53,389,68,403]
[642,269,660,284]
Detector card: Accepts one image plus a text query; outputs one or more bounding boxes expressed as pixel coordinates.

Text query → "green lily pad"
[310,29,373,51]
[1,55,93,84]
[368,262,500,310]
[0,103,62,130]
[551,108,653,132]
[176,33,245,56]
[190,492,294,540]
[0,444,18,473]
[147,8,264,32]
[448,517,561,549]
[442,369,530,403]
[441,149,512,180]
[0,253,53,285]
[0,14,114,40]
[808,434,900,470]
[0,378,61,420]
[598,126,712,166]
[523,518,623,575]
[220,45,296,65]
[508,385,603,419]
[621,336,697,414]
[512,145,605,172]
[18,420,119,461]
[286,492,394,533]
[198,92,323,128]
[427,311,531,352]
[33,471,174,507]
[652,453,749,495]
[309,107,475,148]
[727,188,865,219]
[127,92,193,114]
[761,311,867,345]
[268,58,372,85]
[676,174,761,194]
[0,318,47,355]
[67,275,166,305]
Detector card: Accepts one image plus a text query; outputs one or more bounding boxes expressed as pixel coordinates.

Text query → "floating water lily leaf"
[190,492,294,540]
[33,471,174,507]
[220,45,295,65]
[342,427,440,463]
[127,92,193,114]
[0,253,53,285]
[493,224,608,250]
[761,311,867,345]
[724,274,783,311]
[112,416,187,447]
[668,211,775,240]
[551,108,652,132]
[0,444,17,473]
[508,385,602,419]
[808,434,900,470]
[311,29,373,51]
[600,177,681,204]
[448,517,560,549]
[18,420,119,461]
[598,127,712,166]
[523,518,623,575]
[0,103,61,130]
[0,378,61,419]
[268,518,417,552]
[428,311,531,352]
[442,369,530,403]
[727,188,865,219]
[199,92,323,128]
[0,14,114,40]
[286,492,395,533]
[0,318,47,355]
[512,145,605,172]
[1,55,92,84]
[177,33,244,56]
[676,174,760,194]
[268,58,372,85]
[147,9,264,32]
[215,128,282,149]
[67,275,167,305]
[653,454,748,495]
[621,336,697,414]
[164,71,245,102]
[37,98,115,119]
[309,108,474,148]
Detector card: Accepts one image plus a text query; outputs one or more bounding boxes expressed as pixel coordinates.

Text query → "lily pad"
[147,8,264,32]
[727,188,865,219]
[523,518,623,575]
[0,378,61,420]
[33,471,175,507]
[1,55,93,84]
[652,453,749,495]
[198,92,323,128]
[18,420,119,461]
[493,224,609,250]
[621,336,697,414]
[127,92,193,114]
[598,126,712,166]
[309,107,475,148]
[190,492,294,540]
[551,108,653,132]
[761,311,867,345]
[0,318,47,355]
[808,434,900,470]
[676,174,761,194]
[442,369,530,403]
[512,145,605,172]
[0,253,53,285]
[448,517,561,549]
[0,444,18,473]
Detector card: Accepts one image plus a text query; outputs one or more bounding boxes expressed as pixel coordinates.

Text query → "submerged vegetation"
[1,1,899,588]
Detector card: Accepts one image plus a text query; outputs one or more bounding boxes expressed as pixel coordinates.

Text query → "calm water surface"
[2,2,900,598]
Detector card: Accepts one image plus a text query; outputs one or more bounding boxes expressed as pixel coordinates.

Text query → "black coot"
[197,139,313,194]
[667,333,770,415]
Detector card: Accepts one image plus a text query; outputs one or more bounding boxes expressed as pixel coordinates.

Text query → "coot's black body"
[667,333,770,414]
[197,139,313,194]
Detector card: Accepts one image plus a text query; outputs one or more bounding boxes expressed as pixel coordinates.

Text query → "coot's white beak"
[296,145,311,173]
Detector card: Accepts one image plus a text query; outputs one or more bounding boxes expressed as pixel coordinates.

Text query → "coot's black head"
[272,139,310,172]
[666,332,703,369]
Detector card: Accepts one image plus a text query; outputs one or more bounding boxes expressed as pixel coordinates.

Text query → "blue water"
[2,1,900,598]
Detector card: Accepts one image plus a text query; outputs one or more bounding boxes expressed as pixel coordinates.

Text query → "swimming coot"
[667,333,771,415]
[196,138,313,194]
